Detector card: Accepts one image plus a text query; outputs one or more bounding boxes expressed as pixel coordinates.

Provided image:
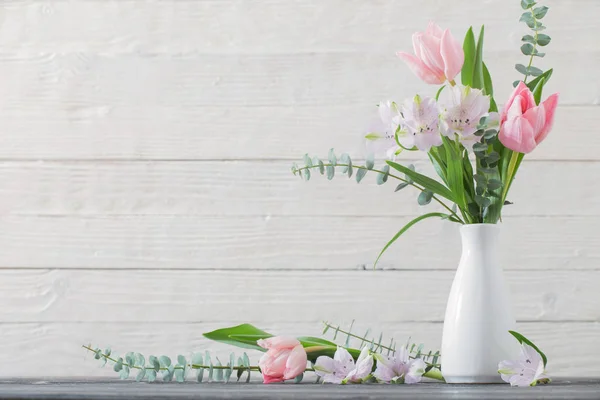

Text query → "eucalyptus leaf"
[395,182,409,192]
[521,43,535,56]
[521,0,536,9]
[487,179,503,191]
[376,165,390,185]
[135,353,145,368]
[136,368,146,382]
[533,6,548,19]
[119,366,130,380]
[522,34,535,44]
[473,174,487,186]
[356,168,367,183]
[366,154,375,170]
[536,34,551,46]
[475,195,492,208]
[147,370,157,383]
[159,356,171,368]
[326,165,335,180]
[174,368,185,383]
[303,154,313,168]
[294,373,304,384]
[113,358,123,372]
[328,148,337,166]
[215,359,224,382]
[304,169,311,181]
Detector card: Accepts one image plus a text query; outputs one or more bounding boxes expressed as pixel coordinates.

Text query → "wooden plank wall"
[0,0,598,377]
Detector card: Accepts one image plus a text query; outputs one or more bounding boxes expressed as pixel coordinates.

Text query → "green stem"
[523,7,540,84]
[501,151,520,205]
[295,163,464,224]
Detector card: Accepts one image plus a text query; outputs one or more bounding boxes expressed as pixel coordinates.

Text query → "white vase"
[441,223,520,383]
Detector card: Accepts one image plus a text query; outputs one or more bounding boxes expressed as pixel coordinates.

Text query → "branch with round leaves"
[515,0,551,85]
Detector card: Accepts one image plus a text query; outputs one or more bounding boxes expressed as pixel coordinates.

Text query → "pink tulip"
[257,336,307,384]
[498,81,559,154]
[397,22,464,85]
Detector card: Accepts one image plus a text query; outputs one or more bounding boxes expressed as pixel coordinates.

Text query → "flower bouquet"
[85,0,556,388]
[289,0,557,385]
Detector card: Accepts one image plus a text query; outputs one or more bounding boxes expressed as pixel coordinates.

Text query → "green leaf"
[294,373,304,383]
[417,190,433,206]
[528,66,543,76]
[531,77,546,105]
[164,365,174,382]
[521,0,536,9]
[174,368,185,383]
[225,353,235,383]
[443,138,466,209]
[147,370,157,382]
[339,153,350,173]
[487,179,502,191]
[521,43,535,56]
[203,324,273,351]
[303,169,311,181]
[328,148,337,166]
[113,358,123,372]
[159,356,171,368]
[515,63,528,75]
[119,366,130,380]
[318,160,325,175]
[482,62,495,107]
[473,142,488,153]
[526,68,553,91]
[373,212,450,268]
[366,154,375,170]
[387,161,455,202]
[435,85,446,101]
[475,195,491,208]
[522,34,535,44]
[125,352,135,367]
[356,168,367,183]
[326,165,335,180]
[395,182,409,192]
[214,358,224,382]
[135,353,145,368]
[461,27,476,87]
[303,154,313,168]
[104,347,111,357]
[474,174,487,186]
[136,368,146,382]
[376,165,390,185]
[509,330,548,367]
[536,34,551,46]
[94,349,102,360]
[472,26,485,90]
[177,355,186,367]
[533,6,548,19]
[347,156,353,178]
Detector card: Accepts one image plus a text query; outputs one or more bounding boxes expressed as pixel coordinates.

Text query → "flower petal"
[440,29,464,82]
[425,21,444,38]
[397,52,445,84]
[373,363,396,383]
[334,347,355,373]
[500,82,530,123]
[257,336,300,350]
[417,34,445,76]
[405,358,426,384]
[499,115,537,153]
[535,93,559,145]
[283,345,308,380]
[314,356,335,376]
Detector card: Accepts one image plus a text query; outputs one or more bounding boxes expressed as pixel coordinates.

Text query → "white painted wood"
[0,0,597,379]
[0,322,596,377]
[1,269,598,323]
[0,52,591,112]
[0,161,595,216]
[0,105,593,161]
[0,216,596,270]
[0,1,594,54]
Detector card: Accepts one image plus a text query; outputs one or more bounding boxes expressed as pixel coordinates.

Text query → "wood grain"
[0,0,594,54]
[0,105,594,161]
[1,321,596,377]
[0,51,593,111]
[0,215,596,270]
[1,269,598,323]
[0,161,595,216]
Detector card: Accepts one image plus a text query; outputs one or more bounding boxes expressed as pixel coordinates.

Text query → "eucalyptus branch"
[294,162,463,224]
[515,0,551,84]
[321,322,441,369]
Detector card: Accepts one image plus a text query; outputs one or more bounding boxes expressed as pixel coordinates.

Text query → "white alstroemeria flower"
[373,346,426,384]
[365,100,401,160]
[314,347,373,384]
[394,95,442,152]
[343,347,374,384]
[313,347,355,384]
[439,84,490,149]
[498,343,550,387]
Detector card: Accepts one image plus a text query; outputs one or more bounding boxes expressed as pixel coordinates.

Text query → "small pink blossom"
[394,95,442,152]
[365,100,401,160]
[397,22,464,85]
[314,347,373,384]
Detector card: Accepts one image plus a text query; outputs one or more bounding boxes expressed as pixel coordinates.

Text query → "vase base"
[444,375,505,384]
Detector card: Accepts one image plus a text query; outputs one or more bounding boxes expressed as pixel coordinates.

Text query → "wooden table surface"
[0,379,598,399]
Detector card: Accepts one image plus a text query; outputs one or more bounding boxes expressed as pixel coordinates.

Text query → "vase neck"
[459,224,500,264]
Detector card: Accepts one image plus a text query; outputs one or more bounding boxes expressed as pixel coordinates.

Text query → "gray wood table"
[0,379,598,399]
